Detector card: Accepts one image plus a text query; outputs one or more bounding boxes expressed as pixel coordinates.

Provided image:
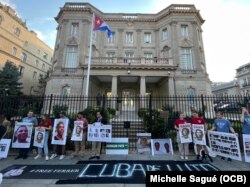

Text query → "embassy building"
[46,3,211,103]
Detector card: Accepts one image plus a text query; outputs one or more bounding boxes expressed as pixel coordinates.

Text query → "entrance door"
[122,90,135,111]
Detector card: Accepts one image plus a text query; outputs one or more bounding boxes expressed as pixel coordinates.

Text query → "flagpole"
[85,12,95,107]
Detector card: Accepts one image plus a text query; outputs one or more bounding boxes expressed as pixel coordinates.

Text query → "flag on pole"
[94,15,113,37]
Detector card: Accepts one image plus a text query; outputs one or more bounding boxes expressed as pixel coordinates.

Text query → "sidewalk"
[1,152,250,187]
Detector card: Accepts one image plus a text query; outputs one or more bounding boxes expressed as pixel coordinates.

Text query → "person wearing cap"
[50,111,69,160]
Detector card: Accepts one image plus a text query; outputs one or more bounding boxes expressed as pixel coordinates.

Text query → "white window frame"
[12,47,17,55]
[61,86,71,97]
[125,52,134,64]
[126,32,133,44]
[20,52,27,62]
[65,46,78,68]
[144,33,152,44]
[106,52,115,63]
[144,53,153,64]
[33,71,37,81]
[108,32,115,43]
[181,25,188,38]
[18,65,24,76]
[70,23,79,36]
[180,48,193,70]
[162,28,168,41]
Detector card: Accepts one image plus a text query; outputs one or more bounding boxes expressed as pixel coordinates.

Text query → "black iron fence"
[0,94,249,151]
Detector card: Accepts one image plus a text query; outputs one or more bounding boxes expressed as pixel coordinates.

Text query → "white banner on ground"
[33,127,45,148]
[0,139,11,158]
[87,123,112,142]
[179,123,192,143]
[106,138,129,155]
[51,119,69,145]
[208,131,241,161]
[192,124,206,145]
[151,139,174,156]
[136,133,151,155]
[71,121,84,141]
[243,134,250,163]
[12,123,33,148]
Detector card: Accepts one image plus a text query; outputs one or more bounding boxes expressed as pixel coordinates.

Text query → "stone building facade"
[46,2,211,103]
[0,3,53,95]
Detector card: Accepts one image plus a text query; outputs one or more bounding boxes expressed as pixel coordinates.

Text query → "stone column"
[140,76,146,108]
[168,76,175,96]
[111,76,118,109]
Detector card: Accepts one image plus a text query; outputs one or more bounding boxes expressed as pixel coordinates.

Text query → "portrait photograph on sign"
[243,134,250,162]
[87,124,112,142]
[136,133,151,155]
[12,123,33,148]
[0,139,11,158]
[51,119,69,145]
[33,127,45,148]
[192,124,206,145]
[179,123,192,143]
[208,131,241,161]
[151,139,174,156]
[71,121,83,141]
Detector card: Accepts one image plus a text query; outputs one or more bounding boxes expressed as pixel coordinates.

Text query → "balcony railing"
[61,68,78,73]
[180,69,197,74]
[84,57,174,66]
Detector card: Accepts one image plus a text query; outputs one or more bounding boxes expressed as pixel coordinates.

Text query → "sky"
[1,0,250,83]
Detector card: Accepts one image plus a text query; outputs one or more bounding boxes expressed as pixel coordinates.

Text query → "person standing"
[34,114,52,161]
[50,111,69,160]
[190,111,212,162]
[72,112,88,157]
[240,107,250,135]
[174,112,189,160]
[89,111,107,160]
[15,111,38,159]
[210,111,237,161]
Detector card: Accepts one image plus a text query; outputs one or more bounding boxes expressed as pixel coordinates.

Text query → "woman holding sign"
[34,114,52,161]
[174,112,189,160]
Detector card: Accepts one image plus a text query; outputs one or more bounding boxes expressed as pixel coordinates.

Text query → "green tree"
[37,70,50,95]
[0,61,22,95]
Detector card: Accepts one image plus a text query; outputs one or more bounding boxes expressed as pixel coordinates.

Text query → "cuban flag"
[94,15,113,37]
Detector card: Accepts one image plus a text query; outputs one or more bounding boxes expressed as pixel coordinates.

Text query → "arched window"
[0,15,3,25]
[15,27,21,36]
[61,85,71,97]
[187,87,196,107]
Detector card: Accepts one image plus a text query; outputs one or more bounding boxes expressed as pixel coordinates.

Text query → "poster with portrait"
[51,118,69,145]
[243,134,250,162]
[0,139,11,158]
[87,123,112,142]
[136,133,151,155]
[192,124,206,145]
[33,127,45,148]
[151,139,174,156]
[71,121,83,141]
[179,123,192,143]
[208,131,241,161]
[12,122,33,148]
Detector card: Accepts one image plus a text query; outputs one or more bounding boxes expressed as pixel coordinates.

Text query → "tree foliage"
[0,61,22,95]
[37,70,50,95]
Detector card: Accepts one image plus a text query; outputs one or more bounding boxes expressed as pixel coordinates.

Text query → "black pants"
[18,148,29,157]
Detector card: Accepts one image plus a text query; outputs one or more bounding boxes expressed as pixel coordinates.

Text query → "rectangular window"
[36,60,39,67]
[18,65,24,76]
[70,23,79,36]
[65,46,78,68]
[181,25,188,38]
[180,48,193,69]
[108,32,115,43]
[125,52,134,63]
[43,52,48,59]
[42,63,45,70]
[144,33,151,43]
[126,32,133,44]
[33,71,37,80]
[106,52,115,63]
[20,52,27,62]
[144,53,153,64]
[162,28,168,40]
[12,47,17,55]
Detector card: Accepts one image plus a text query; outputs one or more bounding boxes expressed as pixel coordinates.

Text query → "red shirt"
[38,120,52,129]
[190,117,205,125]
[174,119,187,128]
